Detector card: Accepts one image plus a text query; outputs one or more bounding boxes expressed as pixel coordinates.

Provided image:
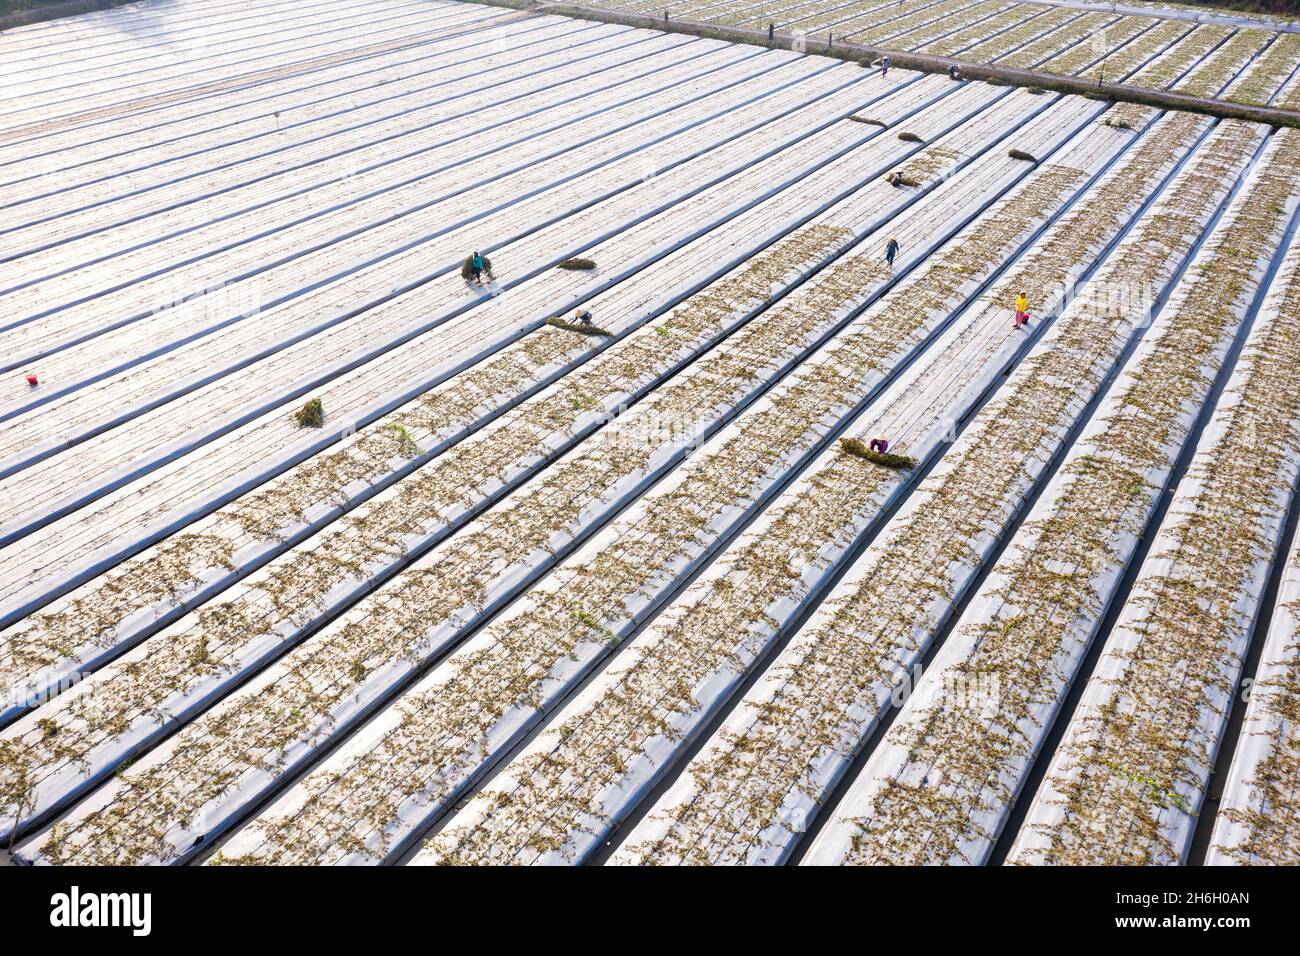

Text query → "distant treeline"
[1177,0,1300,15]
[1,0,66,15]
[1,0,133,21]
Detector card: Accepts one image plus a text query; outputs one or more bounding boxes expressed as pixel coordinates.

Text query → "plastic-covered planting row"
[0,77,940,726]
[17,222,894,868]
[0,11,585,179]
[1007,135,1300,865]
[417,114,1125,867]
[777,0,921,33]
[958,7,1085,64]
[886,84,1045,189]
[0,0,320,64]
[0,42,779,404]
[0,0,481,132]
[804,119,1292,867]
[0,0,415,95]
[6,0,434,100]
[1,37,719,379]
[0,56,861,535]
[1222,32,1300,105]
[605,0,1295,101]
[842,0,992,46]
[3,3,506,127]
[0,0,417,67]
[872,0,1018,52]
[639,0,725,13]
[1174,28,1275,98]
[1071,17,1185,81]
[0,78,946,702]
[1046,16,1173,77]
[1120,23,1236,91]
[1106,27,1294,164]
[701,0,799,18]
[691,0,762,13]
[5,30,633,307]
[616,0,741,18]
[2,26,669,235]
[216,269,918,864]
[0,55,799,365]
[0,74,935,707]
[0,15,618,223]
[996,11,1126,70]
[1210,488,1300,864]
[8,222,854,865]
[1276,61,1300,110]
[1097,23,1271,130]
[623,107,1235,866]
[719,0,841,23]
[801,0,1020,50]
[634,0,729,16]
[845,0,992,44]
[204,99,1093,869]
[1,28,703,264]
[7,91,956,738]
[696,0,803,25]
[5,86,993,862]
[916,4,1054,58]
[735,0,1224,92]
[691,113,1258,868]
[0,70,941,618]
[0,226,773,709]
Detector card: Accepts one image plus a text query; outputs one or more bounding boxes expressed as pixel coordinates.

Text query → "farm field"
[2,0,1300,868]
[606,0,1300,107]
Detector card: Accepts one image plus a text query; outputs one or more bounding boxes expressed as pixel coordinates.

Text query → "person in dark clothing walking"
[881,56,891,78]
[885,238,900,268]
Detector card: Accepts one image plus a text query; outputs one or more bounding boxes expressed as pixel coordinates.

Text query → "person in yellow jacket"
[1014,292,1030,329]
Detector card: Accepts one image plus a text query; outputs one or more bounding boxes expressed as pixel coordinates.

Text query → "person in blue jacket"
[470,251,485,285]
